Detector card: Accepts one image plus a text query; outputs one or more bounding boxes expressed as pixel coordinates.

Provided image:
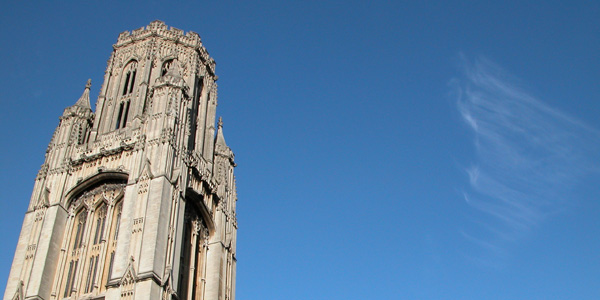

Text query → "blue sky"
[1,1,599,299]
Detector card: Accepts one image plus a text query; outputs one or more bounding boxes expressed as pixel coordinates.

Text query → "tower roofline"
[114,20,216,76]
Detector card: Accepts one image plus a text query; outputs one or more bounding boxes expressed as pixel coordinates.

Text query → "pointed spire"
[74,79,92,108]
[215,116,227,148]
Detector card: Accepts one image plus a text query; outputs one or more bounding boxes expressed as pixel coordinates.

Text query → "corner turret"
[214,117,235,162]
[74,79,92,108]
[43,80,95,171]
[62,79,93,118]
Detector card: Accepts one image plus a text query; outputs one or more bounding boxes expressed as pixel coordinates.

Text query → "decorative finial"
[214,116,230,153]
[73,78,92,109]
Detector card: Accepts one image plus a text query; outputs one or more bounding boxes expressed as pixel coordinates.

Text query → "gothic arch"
[177,194,211,299]
[119,57,141,70]
[158,53,177,67]
[121,59,139,80]
[185,188,215,235]
[58,174,127,298]
[64,171,129,207]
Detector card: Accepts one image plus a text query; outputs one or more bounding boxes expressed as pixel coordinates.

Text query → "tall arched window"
[63,209,87,298]
[58,182,125,298]
[122,61,137,96]
[177,202,209,299]
[103,201,122,288]
[115,100,131,129]
[116,61,137,130]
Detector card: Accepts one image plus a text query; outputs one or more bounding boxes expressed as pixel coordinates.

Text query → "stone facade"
[4,21,237,300]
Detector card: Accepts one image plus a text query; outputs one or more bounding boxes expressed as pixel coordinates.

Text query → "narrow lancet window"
[122,101,130,128]
[64,260,78,297]
[93,220,101,244]
[93,207,107,245]
[114,206,122,240]
[85,257,94,293]
[116,102,124,129]
[107,252,115,280]
[115,100,131,129]
[122,73,131,95]
[129,70,136,94]
[85,255,99,293]
[99,215,106,242]
[115,60,137,131]
[64,261,74,297]
[73,212,87,249]
[121,61,138,96]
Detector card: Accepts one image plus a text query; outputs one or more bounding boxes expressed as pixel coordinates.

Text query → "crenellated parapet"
[115,20,215,77]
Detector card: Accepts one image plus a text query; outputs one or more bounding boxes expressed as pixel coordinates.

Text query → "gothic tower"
[4,21,237,300]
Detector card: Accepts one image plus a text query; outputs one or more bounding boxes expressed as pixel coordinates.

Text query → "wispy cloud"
[453,56,599,266]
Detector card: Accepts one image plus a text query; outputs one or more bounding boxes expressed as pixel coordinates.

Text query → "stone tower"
[4,21,237,300]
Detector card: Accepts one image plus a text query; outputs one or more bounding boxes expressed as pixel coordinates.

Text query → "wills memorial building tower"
[4,21,238,300]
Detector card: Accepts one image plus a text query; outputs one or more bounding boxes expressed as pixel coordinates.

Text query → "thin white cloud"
[454,56,599,266]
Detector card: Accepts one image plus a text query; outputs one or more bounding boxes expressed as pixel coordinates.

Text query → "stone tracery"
[59,182,126,298]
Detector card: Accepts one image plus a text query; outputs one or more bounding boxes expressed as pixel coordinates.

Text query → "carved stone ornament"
[202,227,210,248]
[98,205,108,218]
[138,158,154,182]
[161,271,174,300]
[11,281,23,300]
[120,256,138,287]
[34,188,50,210]
[69,183,125,213]
[192,219,203,237]
[102,184,125,206]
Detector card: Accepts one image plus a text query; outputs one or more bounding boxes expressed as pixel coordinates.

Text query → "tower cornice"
[113,20,216,77]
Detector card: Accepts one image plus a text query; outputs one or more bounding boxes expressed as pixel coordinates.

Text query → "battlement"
[115,20,215,71]
[117,20,201,44]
